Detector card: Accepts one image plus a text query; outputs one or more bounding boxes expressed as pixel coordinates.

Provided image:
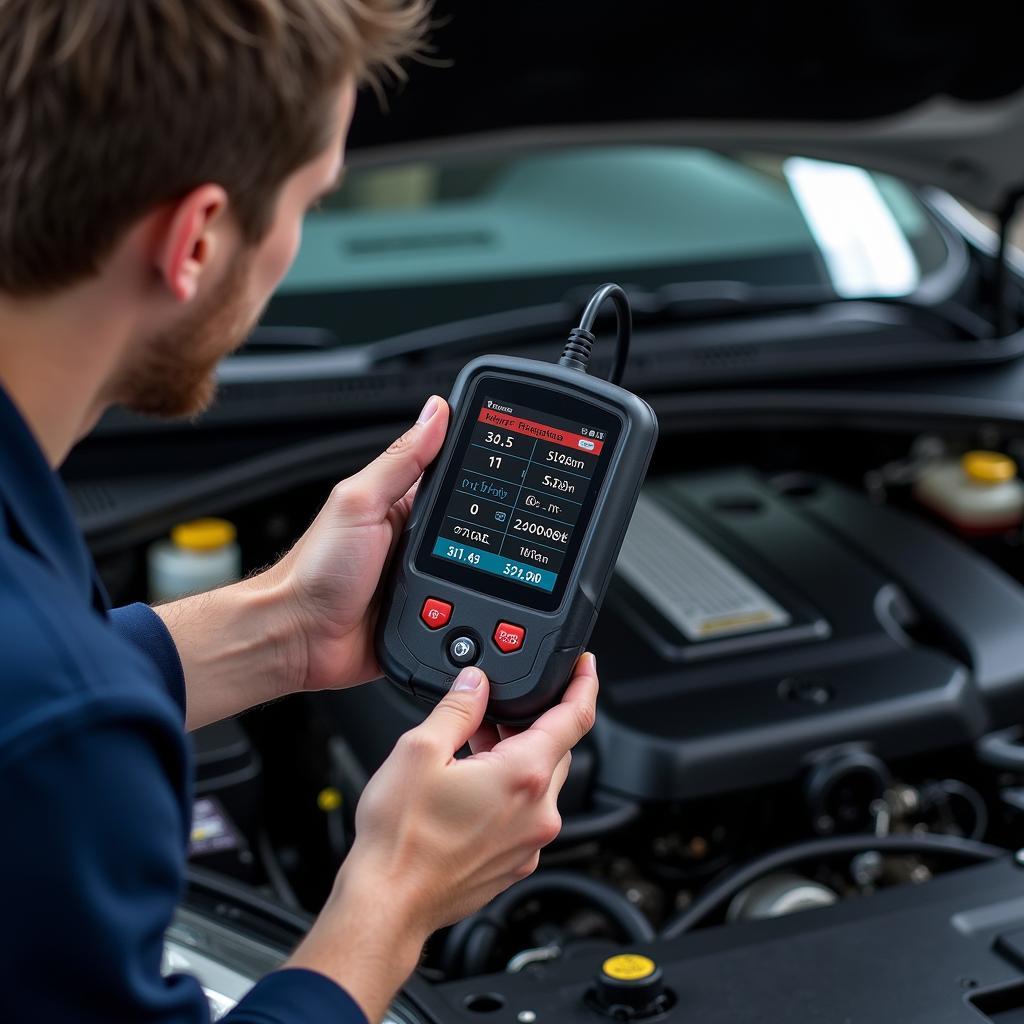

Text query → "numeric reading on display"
[429,396,610,592]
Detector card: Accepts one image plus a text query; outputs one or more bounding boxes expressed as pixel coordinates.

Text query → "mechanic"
[0,3,599,1022]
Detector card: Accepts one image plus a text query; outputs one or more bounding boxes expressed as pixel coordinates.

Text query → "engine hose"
[977,726,1024,772]
[553,791,642,847]
[442,870,656,979]
[660,833,1005,940]
[255,829,302,911]
[461,921,502,977]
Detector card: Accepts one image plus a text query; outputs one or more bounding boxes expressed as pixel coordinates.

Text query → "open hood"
[347,3,1024,211]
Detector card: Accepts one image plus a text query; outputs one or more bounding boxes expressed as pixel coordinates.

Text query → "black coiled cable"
[558,283,632,386]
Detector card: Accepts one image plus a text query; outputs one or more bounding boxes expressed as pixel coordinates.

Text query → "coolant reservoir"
[148,518,242,602]
[913,450,1024,534]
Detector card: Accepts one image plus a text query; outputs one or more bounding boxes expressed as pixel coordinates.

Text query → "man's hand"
[156,396,449,729]
[267,394,450,692]
[288,654,599,1023]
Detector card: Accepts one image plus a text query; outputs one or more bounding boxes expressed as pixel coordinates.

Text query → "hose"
[442,870,655,978]
[553,791,642,847]
[256,828,303,910]
[660,833,1004,939]
[977,726,1024,772]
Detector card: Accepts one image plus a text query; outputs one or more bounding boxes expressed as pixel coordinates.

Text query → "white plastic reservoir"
[148,518,242,602]
[913,451,1024,535]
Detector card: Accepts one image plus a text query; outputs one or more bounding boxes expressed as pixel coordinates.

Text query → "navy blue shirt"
[0,387,366,1023]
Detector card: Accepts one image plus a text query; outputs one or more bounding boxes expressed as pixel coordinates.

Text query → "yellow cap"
[171,518,237,553]
[317,787,343,812]
[602,954,656,982]
[961,451,1017,485]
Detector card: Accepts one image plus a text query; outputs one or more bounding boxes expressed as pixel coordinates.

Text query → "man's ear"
[154,184,230,303]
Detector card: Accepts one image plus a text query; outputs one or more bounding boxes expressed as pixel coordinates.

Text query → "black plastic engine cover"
[413,857,1024,1023]
[589,468,1024,802]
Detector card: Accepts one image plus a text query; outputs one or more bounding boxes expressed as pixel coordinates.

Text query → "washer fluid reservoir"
[913,450,1024,535]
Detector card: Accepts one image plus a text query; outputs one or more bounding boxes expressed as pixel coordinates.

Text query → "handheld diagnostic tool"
[376,284,658,724]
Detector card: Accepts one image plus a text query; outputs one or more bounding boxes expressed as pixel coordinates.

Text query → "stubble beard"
[117,254,258,419]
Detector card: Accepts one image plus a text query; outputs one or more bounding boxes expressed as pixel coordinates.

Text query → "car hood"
[347,3,1024,211]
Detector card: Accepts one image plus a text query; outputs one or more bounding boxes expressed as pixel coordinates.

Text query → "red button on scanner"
[420,598,453,630]
[493,622,526,653]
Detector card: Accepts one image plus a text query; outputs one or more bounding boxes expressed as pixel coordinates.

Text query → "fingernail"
[585,652,597,673]
[417,395,439,425]
[452,667,484,692]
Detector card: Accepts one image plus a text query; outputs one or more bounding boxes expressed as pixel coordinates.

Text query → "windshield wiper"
[652,281,992,340]
[358,280,992,369]
[361,300,577,366]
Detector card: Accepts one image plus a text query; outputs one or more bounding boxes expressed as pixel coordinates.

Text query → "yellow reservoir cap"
[961,450,1017,485]
[602,954,657,982]
[317,787,343,812]
[171,518,237,553]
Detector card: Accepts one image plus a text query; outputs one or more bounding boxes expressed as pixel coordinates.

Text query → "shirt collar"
[0,384,101,605]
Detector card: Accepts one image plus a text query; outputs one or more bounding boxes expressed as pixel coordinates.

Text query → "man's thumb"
[419,667,490,754]
[350,395,449,516]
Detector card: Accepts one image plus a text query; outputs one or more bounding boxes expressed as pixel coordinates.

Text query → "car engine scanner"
[376,284,658,724]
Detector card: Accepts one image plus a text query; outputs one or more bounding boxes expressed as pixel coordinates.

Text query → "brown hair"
[0,0,429,295]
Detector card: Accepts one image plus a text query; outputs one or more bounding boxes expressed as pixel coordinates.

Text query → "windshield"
[262,146,951,347]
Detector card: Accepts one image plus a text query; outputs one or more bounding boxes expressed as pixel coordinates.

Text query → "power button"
[448,635,479,666]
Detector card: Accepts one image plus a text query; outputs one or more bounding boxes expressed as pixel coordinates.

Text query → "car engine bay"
[83,410,1024,1022]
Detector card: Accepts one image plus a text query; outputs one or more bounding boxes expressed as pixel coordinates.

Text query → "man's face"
[119,81,356,418]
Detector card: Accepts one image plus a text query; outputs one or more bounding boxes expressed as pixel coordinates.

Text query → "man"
[0,3,599,1022]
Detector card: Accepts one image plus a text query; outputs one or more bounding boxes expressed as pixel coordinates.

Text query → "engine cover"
[591,468,1024,802]
[414,858,1024,1024]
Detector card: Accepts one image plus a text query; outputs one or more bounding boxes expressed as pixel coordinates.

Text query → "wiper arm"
[360,280,990,369]
[225,303,576,383]
[361,300,575,366]
[644,280,991,341]
[234,281,990,378]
